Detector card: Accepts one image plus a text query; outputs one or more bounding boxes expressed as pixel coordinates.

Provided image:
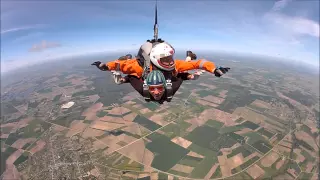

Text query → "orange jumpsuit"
[106,59,216,78]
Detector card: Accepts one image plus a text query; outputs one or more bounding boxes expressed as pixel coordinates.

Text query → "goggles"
[148,85,164,92]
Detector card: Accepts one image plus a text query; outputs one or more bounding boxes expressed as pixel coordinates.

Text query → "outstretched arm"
[175,59,216,73]
[175,59,230,77]
[91,59,144,78]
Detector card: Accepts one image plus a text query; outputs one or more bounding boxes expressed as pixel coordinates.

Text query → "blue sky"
[1,0,319,73]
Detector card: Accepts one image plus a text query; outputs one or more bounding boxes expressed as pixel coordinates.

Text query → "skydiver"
[92,41,230,79]
[118,70,201,104]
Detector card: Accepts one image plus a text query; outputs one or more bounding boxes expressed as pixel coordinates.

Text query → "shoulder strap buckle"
[143,80,150,101]
[165,79,173,101]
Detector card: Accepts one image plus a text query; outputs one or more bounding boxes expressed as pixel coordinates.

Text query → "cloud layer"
[1,0,319,73]
[29,41,61,52]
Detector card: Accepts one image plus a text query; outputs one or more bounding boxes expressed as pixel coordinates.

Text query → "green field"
[297,172,314,180]
[257,128,274,139]
[227,145,253,158]
[1,146,17,175]
[210,134,239,150]
[217,85,273,113]
[28,101,40,109]
[226,132,245,142]
[296,139,315,151]
[205,120,224,129]
[114,156,143,171]
[178,155,203,167]
[300,149,314,162]
[224,171,253,180]
[71,90,96,97]
[5,119,52,145]
[143,102,159,111]
[53,94,62,102]
[298,149,315,171]
[13,152,30,166]
[133,115,161,131]
[1,102,18,116]
[288,161,301,174]
[21,143,32,150]
[243,132,267,144]
[96,110,108,117]
[161,122,191,139]
[157,172,169,180]
[196,90,216,98]
[187,143,216,157]
[241,121,260,130]
[247,104,267,113]
[251,140,272,154]
[168,169,189,177]
[146,133,190,171]
[300,124,317,138]
[189,157,218,179]
[283,90,315,107]
[210,165,222,179]
[58,82,72,87]
[52,112,85,127]
[37,88,52,94]
[219,125,243,134]
[83,120,92,124]
[185,125,220,150]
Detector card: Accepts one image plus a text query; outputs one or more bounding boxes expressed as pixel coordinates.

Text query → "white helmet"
[149,42,175,71]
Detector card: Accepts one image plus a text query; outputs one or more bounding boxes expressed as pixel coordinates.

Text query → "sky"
[1,0,319,73]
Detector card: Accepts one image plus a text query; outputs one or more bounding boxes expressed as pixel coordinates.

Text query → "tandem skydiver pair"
[91,0,230,104]
[91,41,230,104]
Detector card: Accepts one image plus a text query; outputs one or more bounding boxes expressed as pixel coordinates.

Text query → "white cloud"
[1,44,139,74]
[264,12,320,38]
[0,24,48,34]
[11,32,45,43]
[29,40,62,52]
[271,0,292,11]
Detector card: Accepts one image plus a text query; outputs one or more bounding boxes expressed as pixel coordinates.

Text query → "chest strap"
[165,79,173,102]
[143,80,151,101]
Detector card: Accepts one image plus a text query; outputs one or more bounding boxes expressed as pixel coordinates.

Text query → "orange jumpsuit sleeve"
[174,59,216,73]
[106,59,144,78]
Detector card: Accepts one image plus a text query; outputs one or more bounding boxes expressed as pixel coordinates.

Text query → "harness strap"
[165,79,173,102]
[143,80,151,101]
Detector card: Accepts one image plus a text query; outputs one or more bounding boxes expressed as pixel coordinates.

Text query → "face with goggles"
[158,55,175,69]
[148,84,165,100]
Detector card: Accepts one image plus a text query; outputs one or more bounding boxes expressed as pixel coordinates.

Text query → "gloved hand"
[190,71,201,80]
[186,51,197,60]
[91,61,108,71]
[214,66,230,77]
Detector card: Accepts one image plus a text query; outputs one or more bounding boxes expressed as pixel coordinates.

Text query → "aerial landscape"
[1,52,319,179]
[1,0,319,179]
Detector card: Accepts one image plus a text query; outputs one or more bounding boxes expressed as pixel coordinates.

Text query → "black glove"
[91,61,108,71]
[186,51,197,60]
[214,66,230,77]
